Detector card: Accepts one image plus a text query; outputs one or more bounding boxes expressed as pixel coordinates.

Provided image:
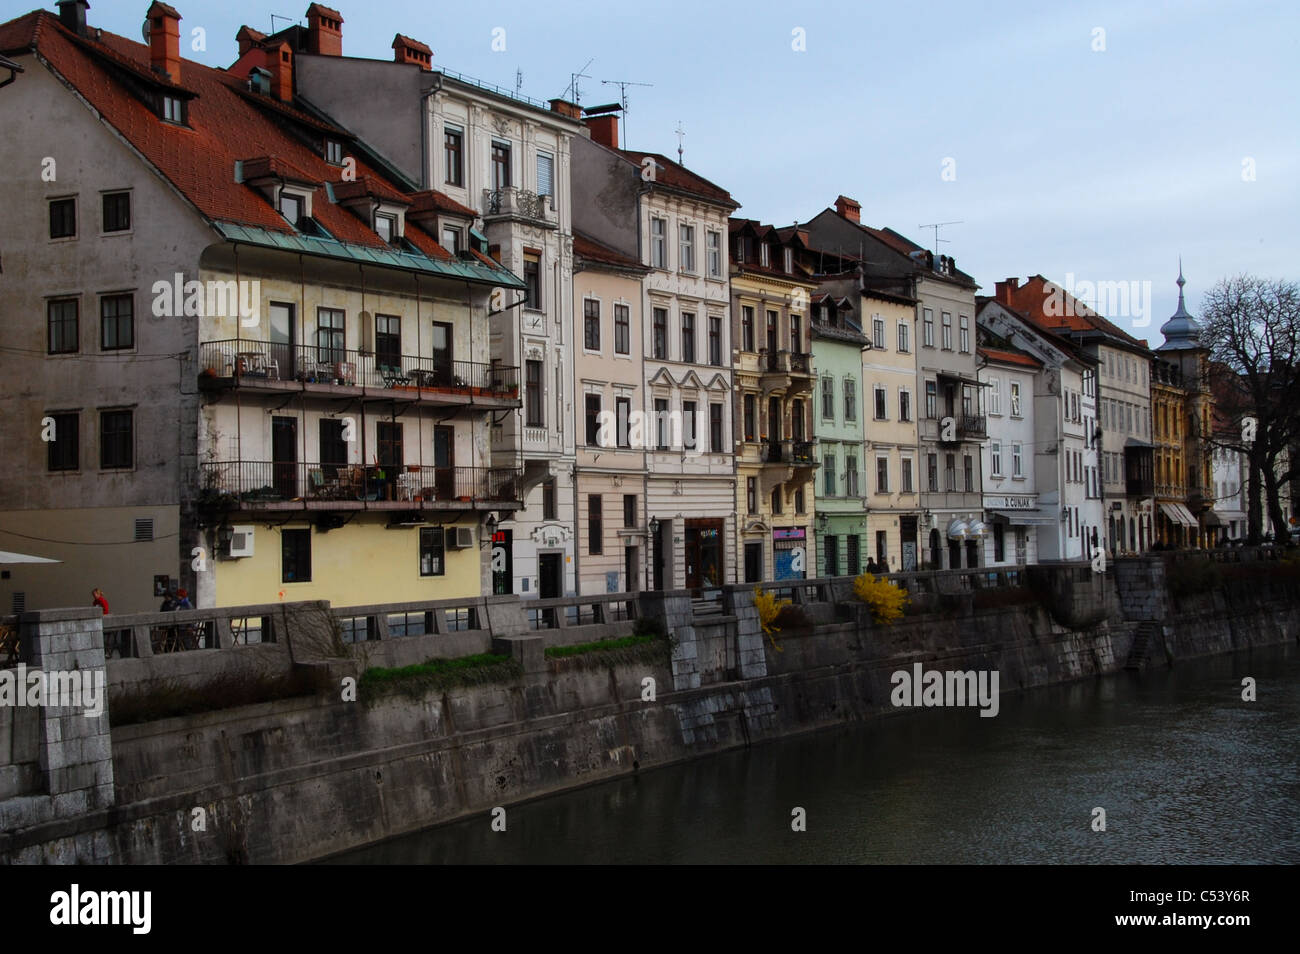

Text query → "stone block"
[52,789,88,817]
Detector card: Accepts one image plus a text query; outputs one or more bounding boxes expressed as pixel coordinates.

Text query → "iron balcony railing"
[958,413,987,438]
[482,186,551,222]
[200,461,523,505]
[199,340,519,398]
[763,440,818,465]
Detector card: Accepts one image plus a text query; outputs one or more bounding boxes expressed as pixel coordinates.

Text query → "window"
[993,523,1005,563]
[162,95,183,124]
[523,256,541,310]
[441,226,461,255]
[525,360,543,426]
[614,304,630,355]
[102,192,131,232]
[47,299,78,354]
[876,456,889,494]
[794,486,805,513]
[377,421,403,471]
[655,398,670,449]
[100,295,133,351]
[611,395,630,448]
[766,310,778,353]
[790,315,802,354]
[872,314,885,349]
[944,453,956,491]
[278,190,302,228]
[536,152,554,198]
[491,140,511,190]
[584,299,601,351]
[783,247,793,273]
[682,401,697,450]
[47,412,78,471]
[624,494,637,528]
[652,308,668,359]
[542,478,556,519]
[741,306,755,351]
[848,535,861,576]
[874,385,887,421]
[822,377,835,419]
[710,403,724,452]
[679,224,695,272]
[959,315,970,352]
[651,218,667,268]
[282,528,312,582]
[823,453,837,496]
[991,441,1002,476]
[824,536,839,577]
[316,307,344,364]
[707,231,728,276]
[681,312,695,362]
[899,389,911,422]
[588,495,603,554]
[760,243,770,267]
[922,308,934,347]
[319,418,348,475]
[743,394,756,441]
[746,477,757,514]
[375,314,401,370]
[99,409,132,470]
[963,454,973,492]
[988,377,1001,415]
[928,453,938,492]
[1010,381,1022,417]
[846,454,860,496]
[898,321,910,353]
[585,393,602,446]
[844,378,857,422]
[325,139,344,165]
[1013,443,1023,477]
[925,380,937,419]
[419,527,445,576]
[941,312,952,350]
[901,457,914,493]
[771,486,783,515]
[709,316,722,366]
[49,197,76,238]
[444,126,464,186]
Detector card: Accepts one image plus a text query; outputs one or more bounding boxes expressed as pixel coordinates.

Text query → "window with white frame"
[846,453,860,495]
[923,308,934,347]
[899,388,911,422]
[651,218,666,268]
[991,441,1002,476]
[876,456,889,494]
[898,321,910,353]
[679,224,695,273]
[536,152,554,198]
[959,315,970,352]
[874,385,887,420]
[901,457,914,493]
[1012,442,1023,477]
[941,312,952,349]
[872,315,885,349]
[1010,381,1022,417]
[844,377,857,422]
[822,377,835,419]
[707,231,722,277]
[988,376,1001,414]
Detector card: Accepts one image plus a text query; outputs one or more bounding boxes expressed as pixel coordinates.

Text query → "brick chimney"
[549,98,581,119]
[236,25,266,56]
[56,0,89,37]
[834,195,861,223]
[392,34,432,70]
[586,114,618,150]
[306,3,343,56]
[994,277,1019,305]
[266,40,292,101]
[146,1,181,83]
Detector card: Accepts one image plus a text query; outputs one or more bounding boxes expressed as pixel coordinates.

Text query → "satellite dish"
[141,20,151,42]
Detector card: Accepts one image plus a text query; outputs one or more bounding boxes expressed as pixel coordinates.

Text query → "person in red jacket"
[91,587,110,615]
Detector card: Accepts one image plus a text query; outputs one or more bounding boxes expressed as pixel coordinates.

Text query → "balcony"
[199,461,523,512]
[199,340,519,409]
[763,440,819,467]
[958,413,987,439]
[760,350,814,394]
[481,187,557,228]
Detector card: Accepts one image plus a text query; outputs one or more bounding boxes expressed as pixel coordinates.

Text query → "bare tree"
[1200,275,1300,543]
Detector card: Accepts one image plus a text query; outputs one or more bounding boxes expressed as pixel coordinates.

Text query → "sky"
[10,0,1298,343]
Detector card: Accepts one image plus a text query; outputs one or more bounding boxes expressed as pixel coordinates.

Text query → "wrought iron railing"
[200,461,523,504]
[482,186,550,221]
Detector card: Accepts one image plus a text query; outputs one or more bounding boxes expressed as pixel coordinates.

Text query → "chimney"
[994,277,1019,304]
[585,114,618,150]
[392,34,433,70]
[834,195,861,223]
[306,3,343,56]
[56,0,89,36]
[146,2,181,83]
[236,25,266,56]
[266,40,292,101]
[549,98,581,120]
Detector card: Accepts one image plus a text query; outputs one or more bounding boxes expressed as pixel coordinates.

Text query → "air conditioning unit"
[227,525,255,558]
[448,527,474,549]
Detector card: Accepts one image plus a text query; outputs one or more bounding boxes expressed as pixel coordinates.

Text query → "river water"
[328,644,1299,864]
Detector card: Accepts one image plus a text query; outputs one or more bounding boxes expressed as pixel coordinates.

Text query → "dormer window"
[783,247,793,273]
[375,213,397,243]
[325,140,344,165]
[759,243,770,268]
[162,95,184,124]
[279,191,304,227]
[441,226,462,255]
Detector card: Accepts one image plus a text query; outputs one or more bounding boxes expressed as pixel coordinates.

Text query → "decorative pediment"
[647,366,678,389]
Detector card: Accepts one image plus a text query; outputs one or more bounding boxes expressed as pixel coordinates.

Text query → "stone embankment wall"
[1,556,1295,864]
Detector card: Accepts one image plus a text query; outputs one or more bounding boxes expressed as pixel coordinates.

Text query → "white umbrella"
[947,519,969,541]
[0,550,61,564]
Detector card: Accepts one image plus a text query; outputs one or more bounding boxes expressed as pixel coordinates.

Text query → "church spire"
[1158,258,1202,351]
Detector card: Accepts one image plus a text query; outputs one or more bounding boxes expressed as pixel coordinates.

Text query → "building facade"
[976,339,1044,567]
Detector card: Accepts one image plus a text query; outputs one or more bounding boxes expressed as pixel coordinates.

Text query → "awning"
[0,550,61,564]
[1159,503,1197,528]
[989,509,1057,527]
[1203,510,1223,527]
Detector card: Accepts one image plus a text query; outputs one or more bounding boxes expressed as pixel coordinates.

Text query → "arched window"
[929,528,941,568]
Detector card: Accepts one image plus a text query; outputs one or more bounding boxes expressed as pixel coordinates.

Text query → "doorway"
[538,551,562,599]
[624,545,639,593]
[652,519,669,590]
[901,516,918,571]
[434,426,455,499]
[272,416,297,499]
[431,321,453,386]
[684,518,722,589]
[269,302,295,379]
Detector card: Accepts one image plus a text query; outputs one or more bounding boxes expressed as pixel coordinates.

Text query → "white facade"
[1212,444,1247,541]
[979,354,1041,566]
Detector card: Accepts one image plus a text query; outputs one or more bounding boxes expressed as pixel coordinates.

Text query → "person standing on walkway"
[91,587,110,615]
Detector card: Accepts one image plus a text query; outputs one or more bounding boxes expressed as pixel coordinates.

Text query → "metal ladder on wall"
[1125,620,1157,671]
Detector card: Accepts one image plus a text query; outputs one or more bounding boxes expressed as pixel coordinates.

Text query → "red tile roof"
[574,232,643,270]
[979,347,1041,369]
[999,275,1148,351]
[332,175,411,206]
[392,34,432,56]
[616,149,737,208]
[147,1,182,19]
[408,189,477,219]
[307,3,344,22]
[1,9,455,260]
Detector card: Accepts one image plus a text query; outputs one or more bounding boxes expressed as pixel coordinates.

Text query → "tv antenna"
[601,78,653,148]
[562,58,594,105]
[514,69,524,98]
[918,220,963,254]
[675,121,685,164]
[269,13,296,32]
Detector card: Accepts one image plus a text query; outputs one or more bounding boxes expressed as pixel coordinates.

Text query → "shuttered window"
[537,152,554,198]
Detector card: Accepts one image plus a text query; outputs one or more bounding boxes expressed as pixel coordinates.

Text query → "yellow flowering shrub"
[753,586,789,653]
[851,572,910,625]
